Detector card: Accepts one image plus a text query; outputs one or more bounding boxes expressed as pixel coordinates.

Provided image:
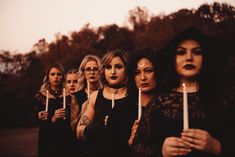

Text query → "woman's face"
[176,39,203,79]
[135,58,156,92]
[105,56,126,87]
[66,73,78,93]
[84,60,99,83]
[48,67,63,88]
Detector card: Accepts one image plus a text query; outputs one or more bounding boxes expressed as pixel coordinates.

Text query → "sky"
[1,0,234,53]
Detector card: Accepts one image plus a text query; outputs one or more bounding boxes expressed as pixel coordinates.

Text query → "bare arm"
[70,94,79,130]
[76,91,98,140]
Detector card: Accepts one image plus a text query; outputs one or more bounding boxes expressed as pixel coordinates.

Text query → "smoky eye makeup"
[105,64,112,69]
[192,48,202,55]
[176,48,186,55]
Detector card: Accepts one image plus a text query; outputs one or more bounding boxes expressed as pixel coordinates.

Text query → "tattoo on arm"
[79,115,91,127]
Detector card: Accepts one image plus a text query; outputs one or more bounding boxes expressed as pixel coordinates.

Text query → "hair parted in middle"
[77,54,102,91]
[99,49,129,86]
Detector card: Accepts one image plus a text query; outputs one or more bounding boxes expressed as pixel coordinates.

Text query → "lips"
[110,76,117,80]
[69,87,75,91]
[183,64,196,70]
[140,83,148,87]
[90,76,95,79]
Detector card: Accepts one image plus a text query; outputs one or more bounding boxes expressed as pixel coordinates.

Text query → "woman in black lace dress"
[126,48,163,157]
[153,27,232,157]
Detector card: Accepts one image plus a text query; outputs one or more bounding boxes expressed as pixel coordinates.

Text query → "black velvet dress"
[74,89,88,108]
[84,89,135,157]
[34,91,76,157]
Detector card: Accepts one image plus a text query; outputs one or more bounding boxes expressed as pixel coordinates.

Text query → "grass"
[0,127,39,157]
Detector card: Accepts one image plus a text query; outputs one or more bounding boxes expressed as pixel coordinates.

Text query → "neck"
[50,85,60,91]
[178,79,198,92]
[106,85,127,95]
[141,93,153,107]
[89,81,98,90]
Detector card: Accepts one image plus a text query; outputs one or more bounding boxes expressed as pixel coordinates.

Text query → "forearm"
[76,115,91,140]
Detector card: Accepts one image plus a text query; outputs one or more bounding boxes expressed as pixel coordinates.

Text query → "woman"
[70,54,102,157]
[66,68,79,94]
[34,63,76,157]
[152,27,231,157]
[71,54,102,121]
[127,48,163,157]
[76,49,133,157]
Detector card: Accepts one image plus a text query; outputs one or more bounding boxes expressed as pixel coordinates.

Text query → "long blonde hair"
[77,54,102,91]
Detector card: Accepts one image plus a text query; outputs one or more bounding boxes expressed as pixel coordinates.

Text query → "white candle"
[45,90,49,112]
[111,94,115,109]
[138,88,142,120]
[87,80,90,99]
[63,88,66,109]
[182,83,189,129]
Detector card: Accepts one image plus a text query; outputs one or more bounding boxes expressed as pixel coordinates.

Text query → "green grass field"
[0,127,38,157]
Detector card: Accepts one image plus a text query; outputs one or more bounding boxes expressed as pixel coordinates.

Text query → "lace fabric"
[158,90,206,119]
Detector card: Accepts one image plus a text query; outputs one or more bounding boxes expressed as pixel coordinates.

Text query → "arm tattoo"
[78,115,91,127]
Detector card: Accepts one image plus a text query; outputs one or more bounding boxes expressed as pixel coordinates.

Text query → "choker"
[48,87,62,98]
[107,86,127,95]
[108,83,126,89]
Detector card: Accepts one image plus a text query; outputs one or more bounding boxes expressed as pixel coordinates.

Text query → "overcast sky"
[0,0,234,53]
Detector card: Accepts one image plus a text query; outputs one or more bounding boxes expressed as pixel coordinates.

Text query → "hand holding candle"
[182,83,189,129]
[138,88,142,120]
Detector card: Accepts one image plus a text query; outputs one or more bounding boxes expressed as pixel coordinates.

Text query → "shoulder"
[34,91,44,99]
[88,90,100,108]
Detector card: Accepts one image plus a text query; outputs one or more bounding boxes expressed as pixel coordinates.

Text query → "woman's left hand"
[181,129,221,155]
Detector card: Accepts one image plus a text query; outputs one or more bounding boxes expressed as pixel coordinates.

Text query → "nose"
[90,69,95,74]
[140,71,146,80]
[186,51,193,62]
[111,66,116,74]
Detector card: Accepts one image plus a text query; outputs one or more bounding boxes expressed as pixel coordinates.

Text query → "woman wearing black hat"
[136,27,232,157]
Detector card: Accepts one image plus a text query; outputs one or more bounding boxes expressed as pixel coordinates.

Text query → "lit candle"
[111,94,115,109]
[182,83,189,129]
[87,80,90,99]
[45,90,49,112]
[63,88,66,109]
[138,88,142,120]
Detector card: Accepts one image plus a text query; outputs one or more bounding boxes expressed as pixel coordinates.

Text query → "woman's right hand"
[162,137,191,157]
[38,111,48,120]
[51,108,66,123]
[128,119,139,145]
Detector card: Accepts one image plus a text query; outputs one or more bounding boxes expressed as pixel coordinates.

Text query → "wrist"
[51,116,56,123]
[212,138,221,155]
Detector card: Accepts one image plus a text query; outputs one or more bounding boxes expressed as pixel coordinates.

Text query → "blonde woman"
[76,50,133,157]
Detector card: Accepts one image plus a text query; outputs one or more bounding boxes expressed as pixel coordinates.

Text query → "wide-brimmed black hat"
[161,26,227,71]
[163,27,211,52]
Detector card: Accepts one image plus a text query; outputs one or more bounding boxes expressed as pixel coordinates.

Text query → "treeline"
[0,2,235,129]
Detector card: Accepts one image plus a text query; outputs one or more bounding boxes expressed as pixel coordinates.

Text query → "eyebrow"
[177,46,201,49]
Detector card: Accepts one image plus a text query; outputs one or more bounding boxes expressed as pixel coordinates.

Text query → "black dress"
[145,90,231,157]
[74,89,88,108]
[73,89,90,157]
[34,91,76,157]
[131,96,161,157]
[84,89,135,157]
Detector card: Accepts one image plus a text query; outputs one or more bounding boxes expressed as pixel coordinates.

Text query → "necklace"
[106,86,127,95]
[48,87,62,98]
